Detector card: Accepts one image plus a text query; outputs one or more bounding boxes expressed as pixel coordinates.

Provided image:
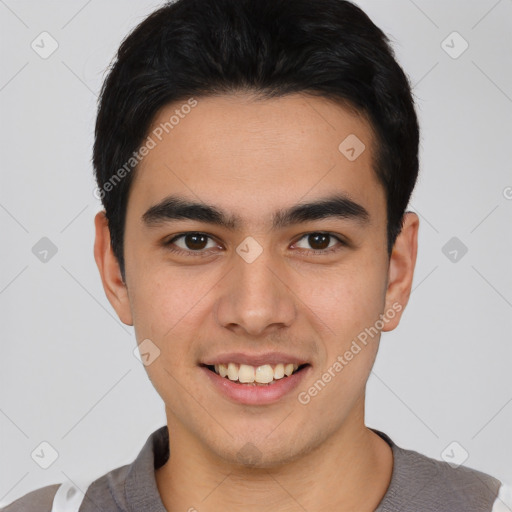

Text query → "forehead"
[128,92,385,227]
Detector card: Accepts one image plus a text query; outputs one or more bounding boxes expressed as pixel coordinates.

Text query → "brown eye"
[181,233,209,250]
[307,233,331,250]
[294,232,343,253]
[165,232,219,254]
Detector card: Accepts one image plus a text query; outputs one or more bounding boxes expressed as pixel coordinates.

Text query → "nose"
[214,244,297,337]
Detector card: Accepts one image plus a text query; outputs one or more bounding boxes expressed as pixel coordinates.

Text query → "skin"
[94,92,419,511]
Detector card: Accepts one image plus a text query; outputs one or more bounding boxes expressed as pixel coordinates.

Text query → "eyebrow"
[141,193,370,230]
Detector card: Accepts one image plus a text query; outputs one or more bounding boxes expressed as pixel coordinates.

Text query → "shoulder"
[0,483,60,512]
[0,463,130,512]
[0,466,128,512]
[387,443,503,511]
[492,482,512,512]
[0,426,166,512]
[371,429,505,512]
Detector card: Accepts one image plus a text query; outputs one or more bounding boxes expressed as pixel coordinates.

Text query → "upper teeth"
[214,363,299,383]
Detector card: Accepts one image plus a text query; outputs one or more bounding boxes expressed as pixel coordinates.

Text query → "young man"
[3,0,510,511]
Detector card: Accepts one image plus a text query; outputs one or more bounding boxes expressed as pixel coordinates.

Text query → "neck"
[155,400,393,512]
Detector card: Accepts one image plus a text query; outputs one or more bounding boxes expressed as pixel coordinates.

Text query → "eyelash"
[163,232,347,257]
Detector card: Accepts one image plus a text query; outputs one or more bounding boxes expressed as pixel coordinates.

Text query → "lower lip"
[200,365,311,405]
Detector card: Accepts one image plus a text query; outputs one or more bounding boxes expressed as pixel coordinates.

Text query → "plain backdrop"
[1,0,511,506]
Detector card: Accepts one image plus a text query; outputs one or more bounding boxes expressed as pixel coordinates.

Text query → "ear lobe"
[382,212,419,332]
[93,210,133,326]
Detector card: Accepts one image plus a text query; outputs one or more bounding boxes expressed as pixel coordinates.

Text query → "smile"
[200,361,311,405]
[207,362,306,385]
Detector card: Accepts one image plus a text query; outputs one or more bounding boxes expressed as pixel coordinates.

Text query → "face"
[94,92,418,468]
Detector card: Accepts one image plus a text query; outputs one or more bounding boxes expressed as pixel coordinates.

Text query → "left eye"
[293,232,343,252]
[168,233,218,251]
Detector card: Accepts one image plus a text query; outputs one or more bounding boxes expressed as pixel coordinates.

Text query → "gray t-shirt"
[1,425,504,511]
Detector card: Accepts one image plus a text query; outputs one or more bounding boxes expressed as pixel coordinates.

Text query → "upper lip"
[201,352,310,367]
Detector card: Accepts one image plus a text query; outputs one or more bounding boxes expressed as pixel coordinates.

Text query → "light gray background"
[1,0,511,506]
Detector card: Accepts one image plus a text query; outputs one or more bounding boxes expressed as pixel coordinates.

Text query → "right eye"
[164,232,222,256]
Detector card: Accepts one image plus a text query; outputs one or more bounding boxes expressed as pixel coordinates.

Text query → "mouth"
[200,362,310,386]
[199,352,312,404]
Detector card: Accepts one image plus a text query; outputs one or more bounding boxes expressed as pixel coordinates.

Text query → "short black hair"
[93,0,419,281]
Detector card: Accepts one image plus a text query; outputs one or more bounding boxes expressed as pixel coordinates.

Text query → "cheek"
[296,255,388,394]
[302,261,388,336]
[128,269,211,403]
[128,263,221,351]
[297,276,385,418]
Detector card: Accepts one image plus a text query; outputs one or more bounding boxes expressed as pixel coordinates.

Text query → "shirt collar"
[125,425,169,512]
[123,424,400,512]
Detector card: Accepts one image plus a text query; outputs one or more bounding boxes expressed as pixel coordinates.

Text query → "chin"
[208,430,314,470]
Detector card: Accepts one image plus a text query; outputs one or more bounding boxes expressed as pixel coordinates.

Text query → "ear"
[382,212,419,332]
[93,210,133,326]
